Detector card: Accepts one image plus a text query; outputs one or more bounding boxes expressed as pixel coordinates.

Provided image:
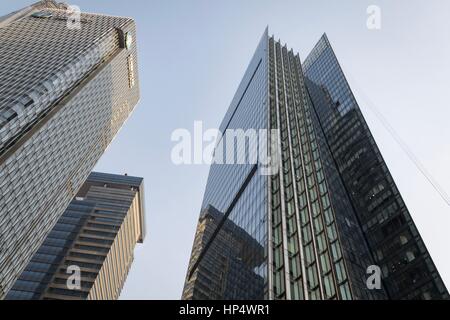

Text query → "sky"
[3,0,450,299]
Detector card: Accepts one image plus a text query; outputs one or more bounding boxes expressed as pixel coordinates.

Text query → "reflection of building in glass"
[183,28,448,300]
[6,172,145,300]
[183,205,265,300]
[0,1,140,298]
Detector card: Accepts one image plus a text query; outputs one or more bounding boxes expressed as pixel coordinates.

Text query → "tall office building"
[0,1,140,298]
[6,172,145,300]
[302,34,448,300]
[182,29,448,300]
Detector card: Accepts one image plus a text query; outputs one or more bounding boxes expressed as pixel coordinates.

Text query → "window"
[32,11,53,19]
[324,208,334,225]
[300,208,309,225]
[313,216,324,234]
[321,194,330,209]
[298,193,307,208]
[326,224,337,241]
[307,264,319,288]
[323,273,336,298]
[320,253,331,274]
[302,224,312,244]
[290,254,301,278]
[319,181,327,195]
[274,271,285,297]
[422,292,432,300]
[399,235,408,245]
[291,281,303,299]
[406,251,415,262]
[127,55,135,88]
[309,188,318,202]
[305,243,315,265]
[286,199,295,216]
[273,225,282,246]
[287,216,297,236]
[274,246,283,269]
[316,232,327,253]
[335,260,347,283]
[339,282,352,300]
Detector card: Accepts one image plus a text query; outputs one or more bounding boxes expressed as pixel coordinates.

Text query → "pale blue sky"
[4,0,450,299]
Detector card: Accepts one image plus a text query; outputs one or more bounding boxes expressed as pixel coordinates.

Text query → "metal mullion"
[273,40,291,300]
[288,51,325,300]
[279,45,309,300]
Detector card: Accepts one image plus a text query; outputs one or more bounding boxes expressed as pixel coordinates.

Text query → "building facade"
[6,172,145,300]
[0,1,140,298]
[302,34,448,300]
[182,29,448,300]
[182,205,265,300]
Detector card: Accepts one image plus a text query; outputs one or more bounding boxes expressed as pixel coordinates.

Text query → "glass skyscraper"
[303,34,448,300]
[6,172,145,300]
[0,1,140,298]
[182,28,448,300]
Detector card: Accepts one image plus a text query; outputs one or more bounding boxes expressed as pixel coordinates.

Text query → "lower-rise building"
[6,172,145,300]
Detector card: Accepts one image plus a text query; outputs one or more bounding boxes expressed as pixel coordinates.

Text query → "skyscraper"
[6,172,145,300]
[182,28,448,300]
[302,34,448,300]
[0,1,140,298]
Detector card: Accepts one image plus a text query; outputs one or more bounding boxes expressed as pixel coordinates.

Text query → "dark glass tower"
[6,172,145,300]
[182,29,448,300]
[0,1,140,298]
[302,34,448,300]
